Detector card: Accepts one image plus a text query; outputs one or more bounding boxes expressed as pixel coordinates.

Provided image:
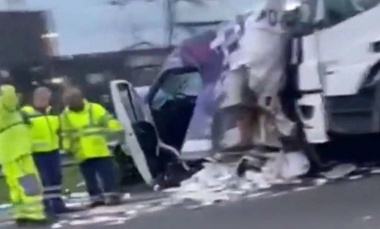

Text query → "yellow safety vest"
[60,101,123,162]
[21,106,60,153]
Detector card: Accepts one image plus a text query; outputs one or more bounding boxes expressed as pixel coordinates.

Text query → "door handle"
[321,61,337,75]
[370,40,380,53]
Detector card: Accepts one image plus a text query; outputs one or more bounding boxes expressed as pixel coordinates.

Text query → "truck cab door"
[297,33,330,143]
[316,0,380,97]
[292,0,330,143]
[314,0,380,133]
[109,80,158,186]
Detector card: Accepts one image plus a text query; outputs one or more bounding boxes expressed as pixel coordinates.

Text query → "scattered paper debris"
[161,152,313,207]
[371,168,380,174]
[51,223,63,228]
[262,151,310,182]
[362,215,373,221]
[145,205,167,213]
[290,179,303,184]
[268,191,289,198]
[126,210,137,215]
[313,178,328,186]
[245,171,271,189]
[322,164,357,179]
[104,219,126,226]
[246,191,271,199]
[122,193,131,200]
[293,186,315,192]
[349,175,363,180]
[135,204,148,210]
[69,216,128,226]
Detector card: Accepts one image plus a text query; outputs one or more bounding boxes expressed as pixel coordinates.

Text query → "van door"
[110,80,158,186]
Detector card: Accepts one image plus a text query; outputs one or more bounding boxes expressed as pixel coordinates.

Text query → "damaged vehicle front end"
[109,2,302,188]
[110,0,380,188]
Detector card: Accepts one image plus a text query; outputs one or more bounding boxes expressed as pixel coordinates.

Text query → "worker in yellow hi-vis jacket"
[21,86,78,215]
[60,87,123,208]
[0,84,48,227]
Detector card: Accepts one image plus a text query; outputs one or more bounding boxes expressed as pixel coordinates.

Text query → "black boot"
[104,194,122,206]
[16,218,50,227]
[88,200,105,208]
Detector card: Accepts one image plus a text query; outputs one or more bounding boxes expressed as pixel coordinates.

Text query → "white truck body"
[292,0,380,143]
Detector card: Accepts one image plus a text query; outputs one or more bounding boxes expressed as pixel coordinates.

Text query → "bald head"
[63,87,82,98]
[33,86,51,109]
[63,87,84,111]
[0,70,12,85]
[34,86,51,97]
[0,70,10,79]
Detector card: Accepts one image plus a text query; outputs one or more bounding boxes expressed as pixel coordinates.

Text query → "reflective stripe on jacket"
[60,101,123,161]
[0,85,32,164]
[21,106,59,153]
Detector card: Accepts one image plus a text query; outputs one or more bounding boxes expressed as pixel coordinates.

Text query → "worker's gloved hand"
[20,111,31,125]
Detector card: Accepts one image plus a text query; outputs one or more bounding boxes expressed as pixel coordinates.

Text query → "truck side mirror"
[283,2,315,36]
[283,8,302,28]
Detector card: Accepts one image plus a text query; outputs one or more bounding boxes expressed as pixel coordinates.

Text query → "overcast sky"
[22,0,262,56]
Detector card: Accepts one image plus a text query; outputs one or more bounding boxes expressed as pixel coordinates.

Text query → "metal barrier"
[0,143,121,177]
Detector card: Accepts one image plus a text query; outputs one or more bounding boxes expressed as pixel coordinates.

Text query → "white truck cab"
[287,0,380,144]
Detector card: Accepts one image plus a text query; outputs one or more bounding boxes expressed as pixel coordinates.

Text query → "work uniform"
[0,85,46,222]
[21,105,67,214]
[60,100,123,205]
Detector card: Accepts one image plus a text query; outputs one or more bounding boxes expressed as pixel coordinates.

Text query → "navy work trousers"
[79,157,118,202]
[32,150,67,214]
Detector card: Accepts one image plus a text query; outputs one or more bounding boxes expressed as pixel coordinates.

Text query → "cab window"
[324,0,380,27]
[117,83,145,123]
[151,69,202,110]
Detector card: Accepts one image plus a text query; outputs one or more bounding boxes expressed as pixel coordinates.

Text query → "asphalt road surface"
[3,175,380,229]
[115,176,380,229]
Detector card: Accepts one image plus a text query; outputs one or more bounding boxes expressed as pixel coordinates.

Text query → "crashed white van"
[110,0,380,185]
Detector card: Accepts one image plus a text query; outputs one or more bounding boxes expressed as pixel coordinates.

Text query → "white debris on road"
[261,151,310,182]
[313,178,328,186]
[162,152,311,207]
[64,192,131,204]
[322,164,357,179]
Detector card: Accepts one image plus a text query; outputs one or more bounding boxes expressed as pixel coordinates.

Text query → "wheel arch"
[361,59,380,87]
